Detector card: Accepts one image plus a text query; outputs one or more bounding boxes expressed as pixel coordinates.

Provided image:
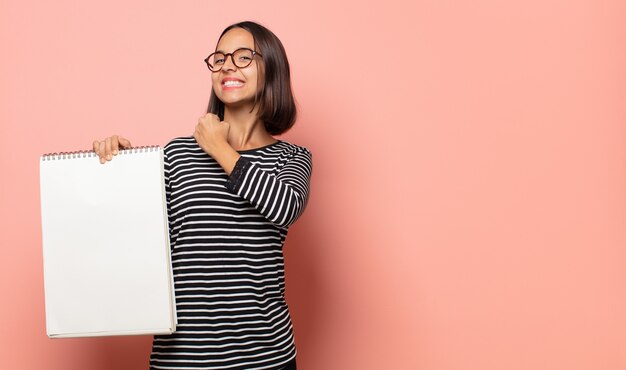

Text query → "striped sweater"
[149,137,312,370]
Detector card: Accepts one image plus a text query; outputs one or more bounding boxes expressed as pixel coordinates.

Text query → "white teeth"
[223,80,243,87]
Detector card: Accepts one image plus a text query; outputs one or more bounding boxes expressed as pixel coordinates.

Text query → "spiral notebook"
[39,146,177,338]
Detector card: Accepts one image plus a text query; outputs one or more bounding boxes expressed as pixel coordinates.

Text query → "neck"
[223,105,275,151]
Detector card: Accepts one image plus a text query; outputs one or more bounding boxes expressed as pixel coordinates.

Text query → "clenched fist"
[193,113,231,157]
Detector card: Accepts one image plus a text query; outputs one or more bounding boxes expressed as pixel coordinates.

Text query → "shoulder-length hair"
[207,21,297,136]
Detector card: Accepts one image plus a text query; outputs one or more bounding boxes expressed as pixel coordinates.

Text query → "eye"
[210,53,226,65]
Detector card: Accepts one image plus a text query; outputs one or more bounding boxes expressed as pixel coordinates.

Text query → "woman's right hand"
[92,135,132,164]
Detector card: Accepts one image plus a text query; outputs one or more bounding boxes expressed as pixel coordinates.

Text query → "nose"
[222,54,237,71]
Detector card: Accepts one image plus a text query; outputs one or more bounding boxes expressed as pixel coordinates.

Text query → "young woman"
[93,21,312,370]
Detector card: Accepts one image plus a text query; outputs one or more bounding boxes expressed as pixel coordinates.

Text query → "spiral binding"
[41,146,161,161]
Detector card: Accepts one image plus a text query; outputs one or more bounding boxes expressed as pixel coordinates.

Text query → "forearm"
[225,150,312,229]
[211,141,241,176]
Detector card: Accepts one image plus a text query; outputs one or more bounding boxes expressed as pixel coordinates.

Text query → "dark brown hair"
[207,21,297,136]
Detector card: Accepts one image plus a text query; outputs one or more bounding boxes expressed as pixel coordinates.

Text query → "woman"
[93,21,312,370]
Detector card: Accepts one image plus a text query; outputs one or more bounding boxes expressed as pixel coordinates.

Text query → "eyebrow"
[215,47,252,53]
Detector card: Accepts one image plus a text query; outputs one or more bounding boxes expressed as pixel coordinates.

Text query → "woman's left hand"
[193,113,231,157]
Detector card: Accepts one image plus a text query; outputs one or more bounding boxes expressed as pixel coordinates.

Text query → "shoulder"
[162,136,204,166]
[273,140,312,161]
[163,136,204,158]
[271,141,313,175]
[164,136,196,152]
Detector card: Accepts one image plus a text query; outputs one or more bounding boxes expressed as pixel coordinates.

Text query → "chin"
[219,95,256,108]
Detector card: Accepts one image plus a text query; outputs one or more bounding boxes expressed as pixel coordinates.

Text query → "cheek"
[211,74,221,89]
[247,72,261,93]
[248,78,258,92]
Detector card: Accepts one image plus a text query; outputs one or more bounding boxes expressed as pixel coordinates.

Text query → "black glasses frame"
[204,48,263,72]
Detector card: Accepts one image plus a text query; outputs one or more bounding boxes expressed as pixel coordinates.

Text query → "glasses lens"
[233,49,254,68]
[207,52,226,71]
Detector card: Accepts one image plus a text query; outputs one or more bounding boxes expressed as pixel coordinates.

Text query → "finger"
[93,140,100,155]
[193,128,202,144]
[112,135,119,155]
[210,113,221,123]
[105,137,113,161]
[202,113,218,125]
[98,141,106,163]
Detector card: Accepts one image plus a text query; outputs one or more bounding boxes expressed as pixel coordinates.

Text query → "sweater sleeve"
[225,147,313,229]
[163,148,176,248]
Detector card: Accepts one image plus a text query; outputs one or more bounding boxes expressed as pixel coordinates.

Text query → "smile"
[223,80,244,87]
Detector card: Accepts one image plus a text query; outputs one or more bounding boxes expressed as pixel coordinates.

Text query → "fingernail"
[113,150,118,155]
[107,154,112,160]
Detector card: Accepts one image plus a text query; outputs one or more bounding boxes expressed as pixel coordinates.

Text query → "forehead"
[215,28,255,52]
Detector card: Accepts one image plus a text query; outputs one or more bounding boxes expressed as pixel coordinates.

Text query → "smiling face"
[210,27,263,109]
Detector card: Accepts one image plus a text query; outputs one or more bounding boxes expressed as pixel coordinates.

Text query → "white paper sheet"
[39,147,176,338]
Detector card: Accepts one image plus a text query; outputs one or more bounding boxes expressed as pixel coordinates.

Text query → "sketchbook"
[39,146,177,338]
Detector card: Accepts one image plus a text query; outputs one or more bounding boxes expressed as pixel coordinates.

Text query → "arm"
[191,113,313,228]
[224,148,313,229]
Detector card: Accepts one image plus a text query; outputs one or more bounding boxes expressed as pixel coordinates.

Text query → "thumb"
[118,136,132,148]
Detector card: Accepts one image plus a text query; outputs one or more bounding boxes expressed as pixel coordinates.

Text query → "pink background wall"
[1,0,625,369]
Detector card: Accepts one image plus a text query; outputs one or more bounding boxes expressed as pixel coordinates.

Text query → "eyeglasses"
[204,48,262,72]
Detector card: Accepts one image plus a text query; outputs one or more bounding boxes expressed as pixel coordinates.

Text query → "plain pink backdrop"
[1,1,626,369]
